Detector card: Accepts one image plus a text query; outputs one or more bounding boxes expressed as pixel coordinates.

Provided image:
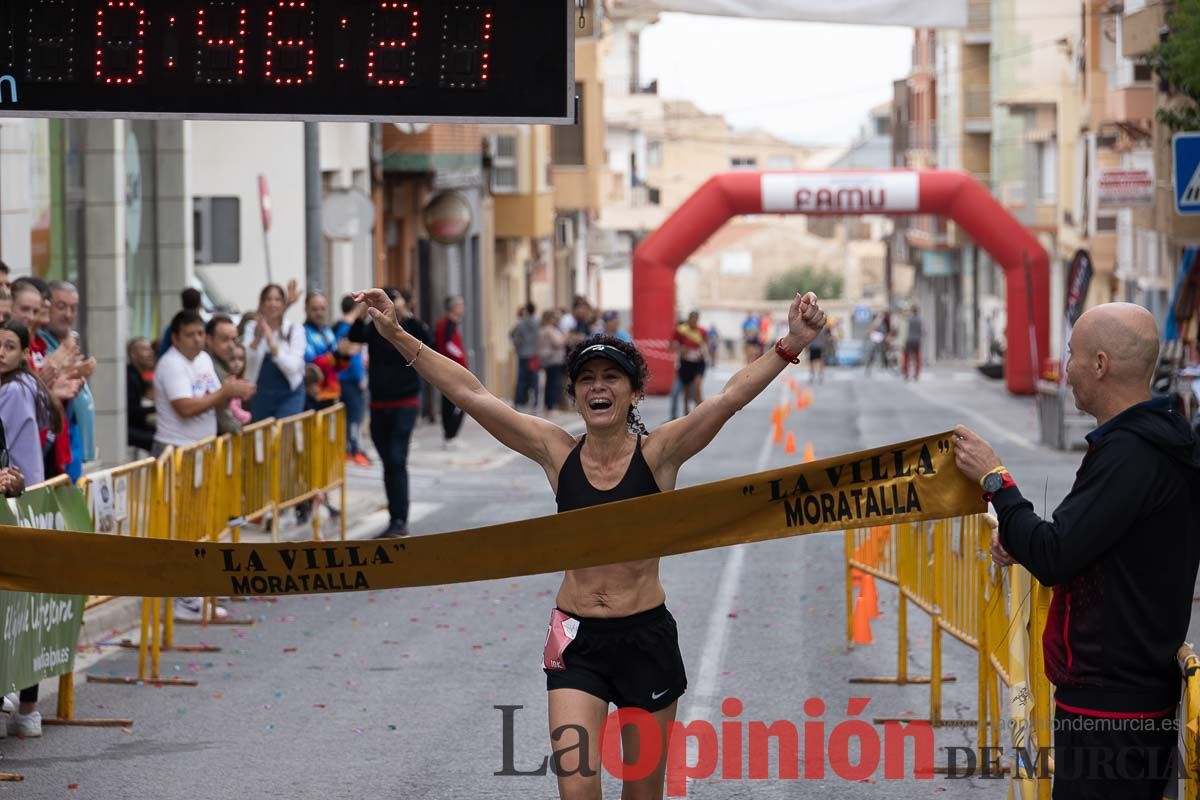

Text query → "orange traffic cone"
[784,432,797,455]
[773,422,784,445]
[851,595,874,645]
[861,574,880,619]
[803,442,815,463]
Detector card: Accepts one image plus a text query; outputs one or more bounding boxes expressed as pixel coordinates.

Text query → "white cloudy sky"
[639,14,914,146]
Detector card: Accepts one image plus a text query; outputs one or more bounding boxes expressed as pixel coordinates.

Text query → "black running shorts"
[545,604,688,712]
[678,360,704,386]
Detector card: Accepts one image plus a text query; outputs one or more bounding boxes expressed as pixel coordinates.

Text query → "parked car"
[828,339,865,367]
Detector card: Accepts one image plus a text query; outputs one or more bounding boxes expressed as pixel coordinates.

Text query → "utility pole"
[304,122,323,294]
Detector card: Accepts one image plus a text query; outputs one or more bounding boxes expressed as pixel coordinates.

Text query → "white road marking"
[683,376,787,777]
[905,380,1040,452]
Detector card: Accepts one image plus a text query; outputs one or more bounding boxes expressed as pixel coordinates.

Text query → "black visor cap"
[569,343,638,382]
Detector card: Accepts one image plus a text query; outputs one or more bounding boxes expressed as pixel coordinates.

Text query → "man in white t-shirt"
[152,309,255,623]
[153,310,255,455]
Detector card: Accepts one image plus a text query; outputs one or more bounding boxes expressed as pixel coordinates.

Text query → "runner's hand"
[784,292,826,350]
[352,289,402,338]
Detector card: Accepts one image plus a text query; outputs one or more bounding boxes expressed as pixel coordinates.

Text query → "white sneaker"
[174,597,203,621]
[8,709,41,738]
[174,598,229,622]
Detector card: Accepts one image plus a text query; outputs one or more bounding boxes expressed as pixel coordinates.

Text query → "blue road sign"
[1174,133,1200,216]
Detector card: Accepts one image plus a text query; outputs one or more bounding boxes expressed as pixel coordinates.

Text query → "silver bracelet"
[405,342,424,368]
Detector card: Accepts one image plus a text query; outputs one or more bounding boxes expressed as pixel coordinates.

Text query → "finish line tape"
[0,432,983,598]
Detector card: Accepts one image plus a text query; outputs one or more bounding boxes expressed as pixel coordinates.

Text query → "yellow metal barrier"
[232,418,277,542]
[171,436,230,545]
[274,411,318,540]
[77,459,165,686]
[313,404,348,541]
[169,436,249,629]
[38,403,349,723]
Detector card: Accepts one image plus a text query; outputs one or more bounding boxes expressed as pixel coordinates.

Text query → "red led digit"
[439,4,492,90]
[367,1,419,87]
[94,0,146,86]
[194,3,248,85]
[265,1,317,86]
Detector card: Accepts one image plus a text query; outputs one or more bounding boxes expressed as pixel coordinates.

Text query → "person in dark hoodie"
[347,287,433,539]
[954,302,1200,799]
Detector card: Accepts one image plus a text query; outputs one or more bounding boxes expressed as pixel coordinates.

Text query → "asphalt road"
[1,364,1175,798]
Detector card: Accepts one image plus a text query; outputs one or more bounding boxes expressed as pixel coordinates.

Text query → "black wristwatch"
[982,471,1006,494]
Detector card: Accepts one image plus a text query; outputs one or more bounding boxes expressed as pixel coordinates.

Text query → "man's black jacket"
[347,315,432,403]
[994,397,1200,714]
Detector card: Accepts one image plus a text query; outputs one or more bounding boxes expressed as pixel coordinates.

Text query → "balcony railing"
[964,86,992,126]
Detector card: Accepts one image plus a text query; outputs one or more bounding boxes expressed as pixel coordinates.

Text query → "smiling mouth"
[588,399,613,410]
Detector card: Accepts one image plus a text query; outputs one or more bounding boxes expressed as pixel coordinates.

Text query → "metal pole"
[370,123,386,286]
[304,121,323,293]
[884,234,894,313]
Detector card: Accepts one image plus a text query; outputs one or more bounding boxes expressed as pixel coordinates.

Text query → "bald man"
[956,302,1200,798]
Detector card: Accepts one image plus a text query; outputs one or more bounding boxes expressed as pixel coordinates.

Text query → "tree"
[1148,0,1200,132]
[765,266,844,300]
[765,266,843,301]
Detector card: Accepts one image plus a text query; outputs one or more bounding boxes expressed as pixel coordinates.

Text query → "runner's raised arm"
[350,289,571,474]
[647,291,826,476]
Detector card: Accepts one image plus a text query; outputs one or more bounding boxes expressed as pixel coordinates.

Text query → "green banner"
[0,486,92,695]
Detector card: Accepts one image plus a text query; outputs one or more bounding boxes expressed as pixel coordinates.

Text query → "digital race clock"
[0,0,573,122]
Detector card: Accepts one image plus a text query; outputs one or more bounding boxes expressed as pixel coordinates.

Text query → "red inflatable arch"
[631,170,1049,395]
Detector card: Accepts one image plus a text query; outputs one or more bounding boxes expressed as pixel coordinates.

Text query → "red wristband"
[774,338,801,365]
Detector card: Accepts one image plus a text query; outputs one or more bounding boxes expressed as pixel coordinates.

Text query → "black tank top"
[555,435,662,513]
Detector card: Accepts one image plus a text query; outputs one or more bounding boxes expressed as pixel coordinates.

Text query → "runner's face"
[0,330,26,376]
[573,359,633,429]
